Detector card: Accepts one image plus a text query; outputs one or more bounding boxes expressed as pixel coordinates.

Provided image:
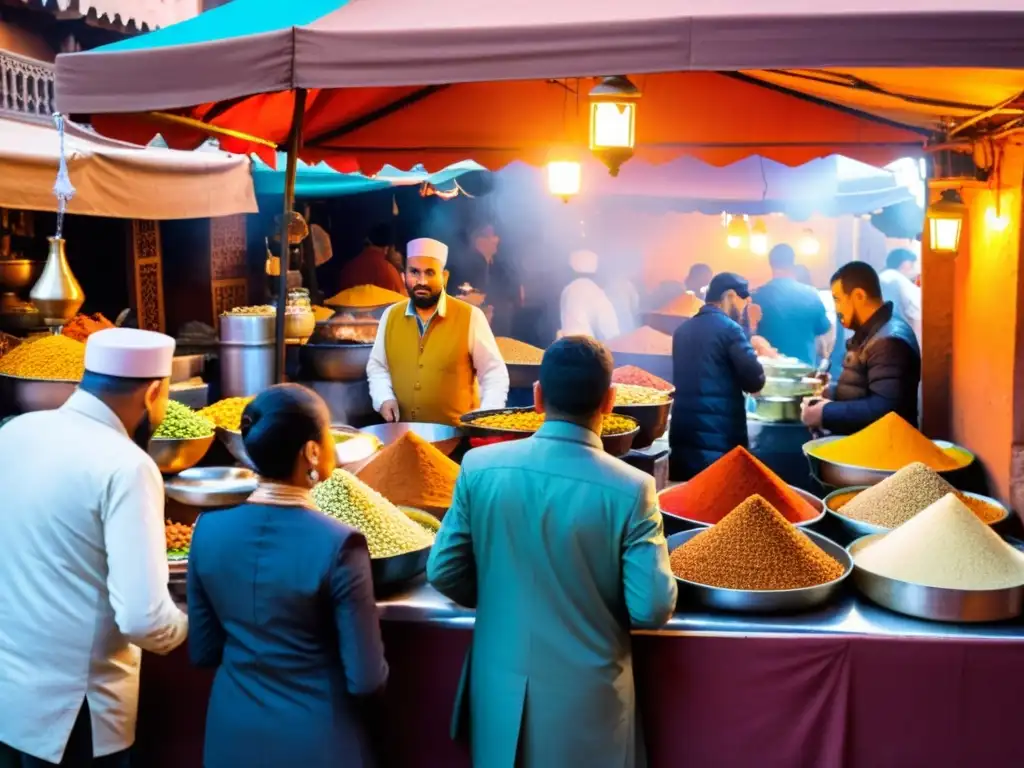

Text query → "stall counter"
[140,582,1024,768]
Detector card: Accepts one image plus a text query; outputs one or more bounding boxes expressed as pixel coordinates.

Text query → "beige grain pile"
[854,493,1024,590]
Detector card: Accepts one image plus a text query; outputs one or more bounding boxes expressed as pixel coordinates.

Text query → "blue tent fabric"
[251,154,486,198]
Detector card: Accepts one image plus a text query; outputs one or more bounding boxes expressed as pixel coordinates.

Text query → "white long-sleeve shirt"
[559,276,621,341]
[0,390,187,763]
[366,292,510,411]
[879,268,922,344]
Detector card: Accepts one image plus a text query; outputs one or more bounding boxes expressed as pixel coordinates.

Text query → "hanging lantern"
[797,228,821,257]
[589,76,640,177]
[927,189,966,253]
[726,216,750,250]
[547,159,582,202]
[750,219,769,255]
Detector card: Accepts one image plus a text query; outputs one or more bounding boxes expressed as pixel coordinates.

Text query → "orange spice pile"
[356,431,459,509]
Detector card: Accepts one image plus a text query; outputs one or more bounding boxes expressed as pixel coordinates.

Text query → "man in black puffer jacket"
[801,261,920,435]
[669,273,766,480]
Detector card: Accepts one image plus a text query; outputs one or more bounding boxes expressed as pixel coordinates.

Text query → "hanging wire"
[52,113,76,238]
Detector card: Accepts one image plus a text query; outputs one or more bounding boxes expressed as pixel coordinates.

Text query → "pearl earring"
[308,468,320,485]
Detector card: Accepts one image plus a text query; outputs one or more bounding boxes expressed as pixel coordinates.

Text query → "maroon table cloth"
[136,624,1024,767]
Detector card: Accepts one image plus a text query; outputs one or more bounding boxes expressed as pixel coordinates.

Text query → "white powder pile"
[854,493,1024,590]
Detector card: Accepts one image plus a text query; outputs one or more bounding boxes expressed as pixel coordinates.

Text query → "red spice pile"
[660,447,819,524]
[612,365,673,391]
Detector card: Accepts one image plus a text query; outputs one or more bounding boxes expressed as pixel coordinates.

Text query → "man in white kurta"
[559,250,621,341]
[0,329,188,766]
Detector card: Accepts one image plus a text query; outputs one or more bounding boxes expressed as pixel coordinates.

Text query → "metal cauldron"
[301,343,373,382]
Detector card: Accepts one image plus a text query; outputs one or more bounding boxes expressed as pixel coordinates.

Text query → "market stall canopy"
[538,154,915,219]
[0,116,258,219]
[55,0,1024,115]
[251,154,485,198]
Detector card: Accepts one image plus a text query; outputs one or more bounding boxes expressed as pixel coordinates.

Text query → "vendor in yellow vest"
[366,237,510,425]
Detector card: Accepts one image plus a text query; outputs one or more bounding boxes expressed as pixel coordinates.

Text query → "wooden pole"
[275,88,307,383]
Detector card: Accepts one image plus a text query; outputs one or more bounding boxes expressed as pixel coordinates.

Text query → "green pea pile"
[153,400,214,440]
[313,469,434,558]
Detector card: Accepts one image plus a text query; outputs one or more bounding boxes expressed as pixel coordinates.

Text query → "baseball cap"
[705,272,750,302]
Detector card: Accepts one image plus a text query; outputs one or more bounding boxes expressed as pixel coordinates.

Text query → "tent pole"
[275,88,307,383]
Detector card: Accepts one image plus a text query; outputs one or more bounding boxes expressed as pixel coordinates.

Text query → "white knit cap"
[84,328,175,379]
[570,249,599,275]
[407,237,449,267]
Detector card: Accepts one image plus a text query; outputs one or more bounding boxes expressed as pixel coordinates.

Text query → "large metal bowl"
[613,399,671,450]
[148,434,215,475]
[331,423,382,466]
[301,342,373,382]
[216,427,257,470]
[460,406,639,457]
[803,436,976,489]
[165,466,258,508]
[0,259,43,292]
[507,362,541,389]
[0,374,77,413]
[371,543,432,594]
[848,534,1024,622]
[759,377,820,399]
[359,421,464,457]
[824,486,1011,540]
[658,482,825,530]
[667,528,851,613]
[759,357,816,380]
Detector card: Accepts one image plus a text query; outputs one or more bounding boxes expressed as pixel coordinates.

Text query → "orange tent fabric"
[92,73,925,173]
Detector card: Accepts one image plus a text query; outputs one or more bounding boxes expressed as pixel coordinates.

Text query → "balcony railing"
[0,50,54,119]
[35,0,201,31]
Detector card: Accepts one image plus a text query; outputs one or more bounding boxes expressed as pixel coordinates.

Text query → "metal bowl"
[301,342,373,382]
[0,374,77,413]
[331,423,382,466]
[803,436,976,488]
[613,399,671,450]
[752,396,802,423]
[216,427,256,470]
[759,357,816,380]
[507,362,541,389]
[0,260,44,292]
[459,406,639,457]
[371,543,432,593]
[759,377,819,399]
[667,528,851,613]
[165,466,258,508]
[848,534,1024,622]
[359,421,463,457]
[148,434,215,475]
[402,506,443,534]
[658,482,825,530]
[824,486,1010,540]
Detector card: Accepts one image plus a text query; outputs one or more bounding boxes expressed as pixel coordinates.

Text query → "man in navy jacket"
[669,273,766,481]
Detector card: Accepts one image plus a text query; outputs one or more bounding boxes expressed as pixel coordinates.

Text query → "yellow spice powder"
[325,284,405,308]
[0,334,85,381]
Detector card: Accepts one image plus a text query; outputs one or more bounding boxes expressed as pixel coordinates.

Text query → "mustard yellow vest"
[384,296,479,425]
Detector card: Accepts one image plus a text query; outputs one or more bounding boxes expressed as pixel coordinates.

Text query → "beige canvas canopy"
[0,116,257,219]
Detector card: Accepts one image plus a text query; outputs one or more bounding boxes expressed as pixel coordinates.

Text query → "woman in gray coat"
[187,385,388,767]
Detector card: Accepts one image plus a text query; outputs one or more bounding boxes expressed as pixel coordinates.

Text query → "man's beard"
[410,287,441,309]
[728,306,743,323]
[133,411,155,451]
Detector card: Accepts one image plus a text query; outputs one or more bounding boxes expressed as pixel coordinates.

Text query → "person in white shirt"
[878,248,922,345]
[559,249,621,341]
[366,237,509,426]
[0,328,188,768]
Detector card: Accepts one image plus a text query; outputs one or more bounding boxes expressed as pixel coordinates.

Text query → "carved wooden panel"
[210,215,247,281]
[130,220,165,333]
[211,279,248,330]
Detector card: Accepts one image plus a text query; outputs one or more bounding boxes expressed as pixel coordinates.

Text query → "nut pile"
[835,462,1004,528]
[153,401,214,439]
[0,334,85,381]
[496,337,544,365]
[312,469,434,558]
[198,396,254,432]
[611,365,673,392]
[614,383,671,406]
[165,520,192,560]
[225,305,275,315]
[470,410,636,436]
[670,495,845,590]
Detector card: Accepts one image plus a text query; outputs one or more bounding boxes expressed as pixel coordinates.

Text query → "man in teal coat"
[428,336,678,768]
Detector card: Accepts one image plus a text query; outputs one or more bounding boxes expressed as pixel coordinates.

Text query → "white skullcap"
[407,237,449,267]
[570,249,599,275]
[84,328,175,379]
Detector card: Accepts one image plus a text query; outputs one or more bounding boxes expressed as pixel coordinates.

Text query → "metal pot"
[301,343,373,382]
[753,396,802,423]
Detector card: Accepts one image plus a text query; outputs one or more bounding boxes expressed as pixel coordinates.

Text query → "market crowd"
[0,229,923,768]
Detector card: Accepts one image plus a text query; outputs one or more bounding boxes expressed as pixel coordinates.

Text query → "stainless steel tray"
[803,436,975,488]
[823,486,1010,540]
[165,466,258,508]
[667,528,852,613]
[848,534,1024,623]
[658,482,825,530]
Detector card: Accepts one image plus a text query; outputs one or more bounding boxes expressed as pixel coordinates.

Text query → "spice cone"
[356,431,459,510]
[811,412,962,471]
[670,495,844,590]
